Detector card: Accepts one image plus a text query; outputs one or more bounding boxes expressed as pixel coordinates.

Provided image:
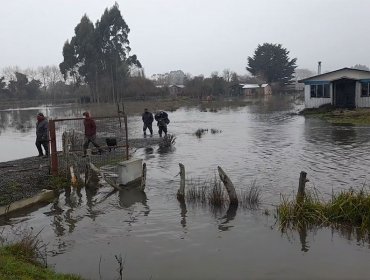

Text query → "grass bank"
[301,106,370,125]
[0,230,82,280]
[277,187,370,233]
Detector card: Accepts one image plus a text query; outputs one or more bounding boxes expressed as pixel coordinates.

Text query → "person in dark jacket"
[154,111,170,137]
[35,113,49,157]
[142,108,154,137]
[82,112,102,156]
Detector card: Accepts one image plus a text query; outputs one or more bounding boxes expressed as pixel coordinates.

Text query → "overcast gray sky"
[0,0,369,77]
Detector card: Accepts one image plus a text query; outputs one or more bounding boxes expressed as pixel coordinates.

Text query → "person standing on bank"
[82,112,102,157]
[154,111,170,137]
[35,112,49,158]
[142,108,154,137]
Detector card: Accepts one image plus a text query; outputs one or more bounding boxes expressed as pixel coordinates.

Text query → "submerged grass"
[186,177,261,208]
[240,180,261,209]
[277,187,370,233]
[186,177,227,207]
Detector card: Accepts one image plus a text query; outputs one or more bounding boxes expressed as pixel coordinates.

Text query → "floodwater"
[1,95,370,279]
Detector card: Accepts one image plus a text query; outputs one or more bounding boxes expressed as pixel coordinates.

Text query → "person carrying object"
[154,111,170,137]
[35,112,49,158]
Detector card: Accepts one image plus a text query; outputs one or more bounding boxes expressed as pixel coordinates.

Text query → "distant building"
[168,85,185,96]
[229,83,272,96]
[299,68,370,108]
[242,84,272,96]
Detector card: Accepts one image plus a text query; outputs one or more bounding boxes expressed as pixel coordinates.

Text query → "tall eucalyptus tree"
[60,3,141,103]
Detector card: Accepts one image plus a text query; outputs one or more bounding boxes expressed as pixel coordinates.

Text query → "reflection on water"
[331,124,357,145]
[298,226,309,252]
[118,188,148,209]
[218,204,238,232]
[3,95,370,279]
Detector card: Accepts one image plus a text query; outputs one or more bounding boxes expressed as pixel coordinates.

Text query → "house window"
[361,82,370,97]
[324,84,330,98]
[310,84,330,98]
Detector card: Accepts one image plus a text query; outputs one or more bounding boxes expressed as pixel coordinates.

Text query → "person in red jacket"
[82,112,102,156]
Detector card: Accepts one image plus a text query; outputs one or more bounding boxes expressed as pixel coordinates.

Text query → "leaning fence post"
[217,166,238,206]
[177,163,185,200]
[296,171,308,204]
[49,120,58,176]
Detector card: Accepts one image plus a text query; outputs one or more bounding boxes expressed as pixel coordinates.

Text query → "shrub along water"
[277,187,370,232]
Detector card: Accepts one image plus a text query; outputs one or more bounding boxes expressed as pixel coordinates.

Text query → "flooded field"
[1,95,370,279]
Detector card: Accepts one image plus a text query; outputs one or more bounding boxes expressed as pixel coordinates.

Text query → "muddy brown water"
[1,96,370,279]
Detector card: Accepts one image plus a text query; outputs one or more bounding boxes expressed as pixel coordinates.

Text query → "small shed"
[168,85,185,96]
[299,68,370,108]
[242,84,272,96]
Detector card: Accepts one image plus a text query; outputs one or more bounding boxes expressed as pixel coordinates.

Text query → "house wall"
[264,85,272,95]
[304,84,333,108]
[355,82,370,107]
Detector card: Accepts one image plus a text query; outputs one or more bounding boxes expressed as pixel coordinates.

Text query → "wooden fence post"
[177,163,185,200]
[124,113,129,160]
[217,166,238,206]
[296,171,308,204]
[49,120,58,176]
[139,163,147,191]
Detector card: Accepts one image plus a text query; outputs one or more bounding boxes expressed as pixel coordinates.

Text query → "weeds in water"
[240,180,261,209]
[186,177,227,207]
[186,177,261,209]
[208,179,227,207]
[159,134,176,149]
[277,187,370,233]
[195,128,208,138]
[210,128,222,134]
[327,188,370,230]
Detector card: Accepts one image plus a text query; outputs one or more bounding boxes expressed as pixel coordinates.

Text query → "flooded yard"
[1,95,370,279]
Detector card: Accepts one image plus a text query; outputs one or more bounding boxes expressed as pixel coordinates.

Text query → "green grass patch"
[301,107,370,125]
[0,250,82,280]
[277,187,370,233]
[0,228,83,280]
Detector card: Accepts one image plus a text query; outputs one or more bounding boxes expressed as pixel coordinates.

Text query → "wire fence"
[49,115,129,177]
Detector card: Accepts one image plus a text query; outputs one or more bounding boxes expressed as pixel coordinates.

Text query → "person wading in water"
[142,108,154,137]
[35,112,49,158]
[154,111,170,137]
[82,112,102,157]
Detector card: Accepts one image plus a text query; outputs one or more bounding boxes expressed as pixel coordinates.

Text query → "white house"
[168,84,185,96]
[242,84,272,95]
[299,68,370,108]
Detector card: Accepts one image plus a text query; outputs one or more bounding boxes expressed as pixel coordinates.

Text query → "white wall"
[355,82,370,108]
[304,84,332,108]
